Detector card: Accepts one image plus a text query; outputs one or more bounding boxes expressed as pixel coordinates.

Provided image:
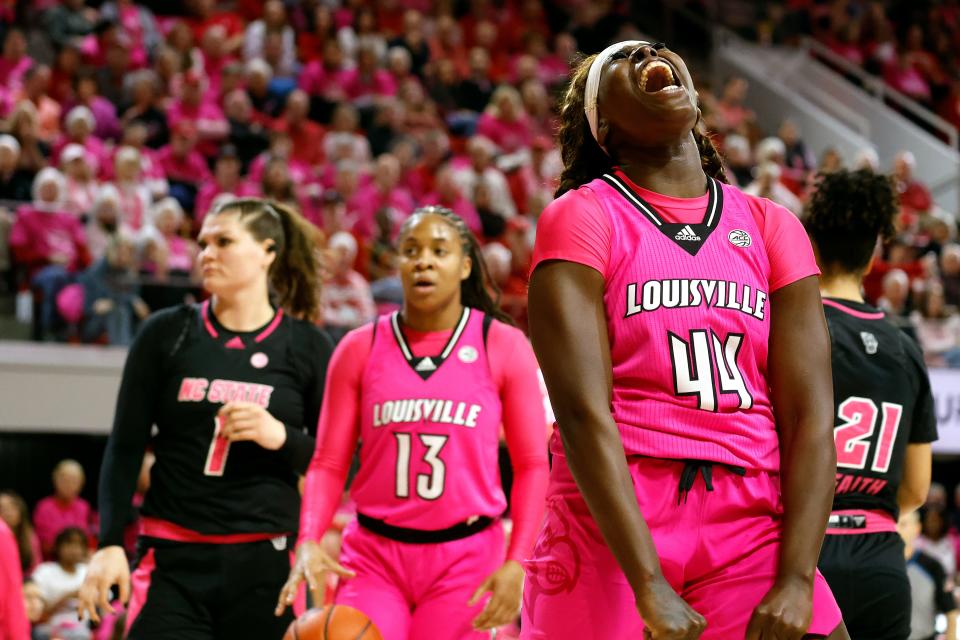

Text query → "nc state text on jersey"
[625,279,768,320]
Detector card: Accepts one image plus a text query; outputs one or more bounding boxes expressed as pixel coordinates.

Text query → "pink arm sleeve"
[531,186,611,277]
[488,323,550,562]
[298,325,372,543]
[749,197,820,291]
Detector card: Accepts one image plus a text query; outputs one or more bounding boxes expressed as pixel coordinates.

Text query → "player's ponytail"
[555,54,614,198]
[693,127,728,183]
[213,198,322,322]
[400,206,514,326]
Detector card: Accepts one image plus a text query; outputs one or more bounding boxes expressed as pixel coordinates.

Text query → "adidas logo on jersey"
[415,357,437,372]
[674,225,701,242]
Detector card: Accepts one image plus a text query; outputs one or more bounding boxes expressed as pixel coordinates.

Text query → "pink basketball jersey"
[351,308,506,529]
[592,172,780,471]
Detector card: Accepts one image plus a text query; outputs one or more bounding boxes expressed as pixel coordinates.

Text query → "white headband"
[584,40,645,147]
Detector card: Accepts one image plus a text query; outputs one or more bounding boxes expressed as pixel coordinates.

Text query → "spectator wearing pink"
[243,0,296,76]
[894,151,933,218]
[453,135,517,219]
[884,51,932,104]
[60,145,99,217]
[0,29,31,116]
[826,22,864,67]
[422,164,482,235]
[342,41,397,108]
[0,520,30,640]
[68,73,122,143]
[118,122,169,199]
[167,70,229,158]
[322,103,372,166]
[112,146,152,230]
[321,231,376,340]
[99,0,161,68]
[52,107,107,170]
[198,24,236,99]
[32,460,95,559]
[521,80,558,139]
[194,145,256,224]
[10,168,91,278]
[352,153,414,239]
[156,122,213,190]
[476,85,533,154]
[139,197,198,279]
[716,76,756,133]
[16,64,62,144]
[272,89,326,168]
[336,160,368,213]
[248,130,314,185]
[0,492,42,575]
[299,39,352,103]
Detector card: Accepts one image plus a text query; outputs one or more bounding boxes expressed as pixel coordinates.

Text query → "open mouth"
[640,60,681,94]
[413,277,435,291]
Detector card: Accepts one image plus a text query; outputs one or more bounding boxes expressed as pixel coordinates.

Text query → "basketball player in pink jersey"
[276,206,550,639]
[522,41,848,640]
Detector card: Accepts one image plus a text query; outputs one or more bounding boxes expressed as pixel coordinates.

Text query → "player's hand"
[744,575,813,640]
[469,559,524,630]
[636,575,706,639]
[275,540,356,616]
[218,402,287,450]
[77,546,130,624]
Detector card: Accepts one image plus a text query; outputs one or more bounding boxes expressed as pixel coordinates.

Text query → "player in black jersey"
[806,170,937,640]
[77,199,334,639]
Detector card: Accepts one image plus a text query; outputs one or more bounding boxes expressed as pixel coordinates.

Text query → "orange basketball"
[283,605,383,640]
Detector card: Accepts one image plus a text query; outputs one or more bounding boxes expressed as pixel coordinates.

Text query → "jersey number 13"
[394,433,449,500]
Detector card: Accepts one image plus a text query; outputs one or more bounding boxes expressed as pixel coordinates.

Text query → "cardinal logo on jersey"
[458,346,478,363]
[728,229,752,248]
[860,332,878,355]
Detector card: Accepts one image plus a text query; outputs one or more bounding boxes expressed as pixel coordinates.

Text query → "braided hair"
[804,169,898,277]
[555,52,727,198]
[212,198,322,322]
[398,206,514,326]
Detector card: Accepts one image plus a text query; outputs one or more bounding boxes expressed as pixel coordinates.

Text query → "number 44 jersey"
[823,298,937,520]
[594,172,796,472]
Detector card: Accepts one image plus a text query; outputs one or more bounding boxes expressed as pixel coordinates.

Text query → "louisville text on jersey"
[625,279,768,320]
[372,399,483,428]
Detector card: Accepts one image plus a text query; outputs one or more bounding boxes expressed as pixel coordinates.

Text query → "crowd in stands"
[718,0,960,140]
[0,0,953,363]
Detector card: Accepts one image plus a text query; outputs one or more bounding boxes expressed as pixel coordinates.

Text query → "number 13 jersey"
[352,308,506,530]
[532,169,821,472]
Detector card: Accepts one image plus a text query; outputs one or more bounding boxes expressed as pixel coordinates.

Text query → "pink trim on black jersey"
[201,301,284,347]
[140,516,289,544]
[201,300,218,338]
[822,298,886,321]
[255,308,285,343]
[824,509,897,535]
[124,548,156,637]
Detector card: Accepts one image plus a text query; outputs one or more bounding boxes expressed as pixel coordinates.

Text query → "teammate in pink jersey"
[277,206,550,639]
[522,41,848,640]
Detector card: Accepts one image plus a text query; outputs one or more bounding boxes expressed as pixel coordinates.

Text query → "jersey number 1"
[834,397,903,472]
[204,416,230,477]
[669,330,752,411]
[394,433,448,500]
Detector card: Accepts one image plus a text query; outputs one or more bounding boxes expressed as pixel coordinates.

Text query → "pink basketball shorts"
[521,454,842,639]
[334,519,504,640]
